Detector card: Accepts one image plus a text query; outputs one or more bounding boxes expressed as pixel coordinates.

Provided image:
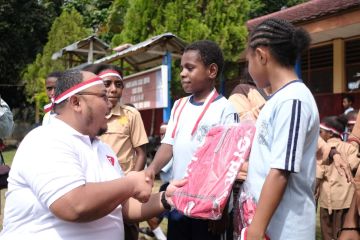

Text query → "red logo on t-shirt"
[106,155,115,166]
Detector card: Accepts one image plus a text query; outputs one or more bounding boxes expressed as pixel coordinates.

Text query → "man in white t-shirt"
[0,69,182,240]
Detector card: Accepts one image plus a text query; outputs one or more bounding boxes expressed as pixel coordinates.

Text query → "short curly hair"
[184,40,224,79]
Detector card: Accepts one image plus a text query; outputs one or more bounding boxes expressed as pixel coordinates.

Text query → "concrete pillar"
[333,38,345,93]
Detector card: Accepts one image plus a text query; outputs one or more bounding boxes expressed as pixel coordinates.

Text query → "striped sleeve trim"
[285,100,302,172]
[234,113,239,123]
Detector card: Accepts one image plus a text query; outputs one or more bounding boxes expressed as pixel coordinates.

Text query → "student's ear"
[208,63,218,80]
[255,47,268,65]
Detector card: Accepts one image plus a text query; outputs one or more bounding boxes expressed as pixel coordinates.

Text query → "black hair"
[184,40,224,79]
[343,95,354,104]
[248,18,311,67]
[54,69,83,111]
[346,110,358,122]
[82,64,123,78]
[322,115,347,136]
[47,71,62,80]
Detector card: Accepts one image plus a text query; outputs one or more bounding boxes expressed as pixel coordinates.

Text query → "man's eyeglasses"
[76,92,109,102]
[46,86,55,91]
[103,80,124,89]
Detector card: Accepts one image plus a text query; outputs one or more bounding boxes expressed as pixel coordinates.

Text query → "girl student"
[317,115,360,240]
[241,18,319,240]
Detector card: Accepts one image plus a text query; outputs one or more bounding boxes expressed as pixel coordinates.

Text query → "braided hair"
[249,18,311,67]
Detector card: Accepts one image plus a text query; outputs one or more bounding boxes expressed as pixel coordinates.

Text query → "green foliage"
[22,8,89,103]
[110,0,250,98]
[62,0,113,32]
[106,0,129,34]
[249,0,308,18]
[0,0,53,85]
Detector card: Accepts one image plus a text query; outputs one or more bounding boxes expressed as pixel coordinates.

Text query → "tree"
[22,8,90,119]
[62,0,113,31]
[249,0,308,18]
[0,0,53,85]
[110,0,250,98]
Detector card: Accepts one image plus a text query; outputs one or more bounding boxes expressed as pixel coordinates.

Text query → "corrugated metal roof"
[52,35,110,61]
[95,32,187,71]
[247,0,360,29]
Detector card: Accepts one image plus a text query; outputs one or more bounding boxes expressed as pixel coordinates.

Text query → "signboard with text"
[121,65,168,110]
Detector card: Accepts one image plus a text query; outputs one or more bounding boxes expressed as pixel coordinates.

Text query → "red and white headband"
[98,69,123,80]
[320,123,341,136]
[44,76,103,113]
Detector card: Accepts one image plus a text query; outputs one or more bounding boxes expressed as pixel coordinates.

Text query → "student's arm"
[133,145,147,171]
[129,109,148,171]
[246,169,289,239]
[146,143,173,180]
[338,194,359,240]
[49,171,152,222]
[317,137,352,182]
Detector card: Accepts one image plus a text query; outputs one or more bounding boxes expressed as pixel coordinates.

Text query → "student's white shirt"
[244,80,319,239]
[162,94,238,180]
[344,106,354,115]
[0,118,125,240]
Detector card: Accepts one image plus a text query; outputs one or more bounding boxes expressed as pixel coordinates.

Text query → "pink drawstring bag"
[171,122,256,220]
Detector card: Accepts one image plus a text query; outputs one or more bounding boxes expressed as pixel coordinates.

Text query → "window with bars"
[301,44,333,94]
[345,38,360,91]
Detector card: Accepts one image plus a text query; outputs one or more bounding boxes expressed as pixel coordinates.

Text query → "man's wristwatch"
[161,191,172,210]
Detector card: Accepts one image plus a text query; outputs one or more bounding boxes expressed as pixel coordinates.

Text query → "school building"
[234,0,360,119]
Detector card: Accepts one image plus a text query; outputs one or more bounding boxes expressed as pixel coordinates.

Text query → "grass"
[0,149,322,239]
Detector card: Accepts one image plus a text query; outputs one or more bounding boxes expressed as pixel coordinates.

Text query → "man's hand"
[127,171,153,203]
[333,154,353,183]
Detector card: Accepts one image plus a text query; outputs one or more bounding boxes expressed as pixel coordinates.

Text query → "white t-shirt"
[42,111,57,125]
[244,80,319,239]
[162,94,239,180]
[1,118,125,240]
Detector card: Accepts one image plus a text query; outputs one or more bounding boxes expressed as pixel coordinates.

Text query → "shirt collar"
[106,102,123,119]
[50,117,100,145]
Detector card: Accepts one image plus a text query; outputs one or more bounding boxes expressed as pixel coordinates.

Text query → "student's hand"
[333,154,353,183]
[165,179,187,206]
[127,171,153,203]
[236,161,249,181]
[144,167,155,184]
